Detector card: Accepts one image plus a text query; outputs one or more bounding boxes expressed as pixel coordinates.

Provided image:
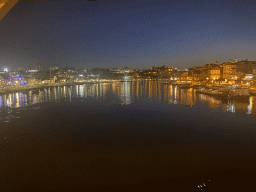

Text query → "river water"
[1,81,256,191]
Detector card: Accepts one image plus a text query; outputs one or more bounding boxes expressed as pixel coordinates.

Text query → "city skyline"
[0,58,254,72]
[1,0,256,70]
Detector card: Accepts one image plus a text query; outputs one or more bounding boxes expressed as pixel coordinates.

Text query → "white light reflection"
[231,104,235,113]
[120,82,132,105]
[55,88,57,101]
[8,94,11,107]
[174,86,177,103]
[16,93,20,108]
[80,85,84,97]
[227,103,235,113]
[96,84,99,98]
[69,88,71,102]
[48,88,51,100]
[247,97,252,114]
[99,84,102,98]
[43,89,47,102]
[84,85,87,98]
[76,85,79,97]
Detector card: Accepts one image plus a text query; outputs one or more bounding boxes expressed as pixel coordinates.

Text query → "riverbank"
[0,83,71,95]
[0,81,134,95]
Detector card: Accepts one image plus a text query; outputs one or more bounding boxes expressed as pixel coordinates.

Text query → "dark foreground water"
[1,81,256,192]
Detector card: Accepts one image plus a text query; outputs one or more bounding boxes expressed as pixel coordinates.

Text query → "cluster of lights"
[197,181,208,191]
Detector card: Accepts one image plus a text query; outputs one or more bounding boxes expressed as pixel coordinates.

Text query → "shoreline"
[0,83,71,95]
[0,81,137,95]
[0,80,253,96]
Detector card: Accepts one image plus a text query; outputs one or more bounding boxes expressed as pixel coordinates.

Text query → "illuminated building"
[253,66,256,78]
[209,67,220,80]
[0,75,5,86]
[223,64,235,79]
[110,68,121,73]
[26,70,39,78]
[7,76,26,86]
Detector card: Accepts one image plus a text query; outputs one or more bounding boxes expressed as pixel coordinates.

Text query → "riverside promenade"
[0,80,141,95]
[0,83,71,95]
[0,81,120,95]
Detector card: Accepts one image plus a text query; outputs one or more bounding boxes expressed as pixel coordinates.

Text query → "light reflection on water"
[0,81,256,122]
[1,82,256,191]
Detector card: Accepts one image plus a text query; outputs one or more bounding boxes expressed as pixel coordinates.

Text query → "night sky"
[1,0,256,70]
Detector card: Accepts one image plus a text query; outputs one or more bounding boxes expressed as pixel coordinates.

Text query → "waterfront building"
[7,76,26,86]
[110,68,121,73]
[25,70,39,79]
[24,78,37,86]
[204,63,219,70]
[241,74,254,86]
[208,67,220,81]
[180,71,190,83]
[253,66,256,79]
[0,71,9,78]
[123,67,133,73]
[223,63,235,80]
[0,75,5,86]
[188,67,207,84]
[235,60,255,75]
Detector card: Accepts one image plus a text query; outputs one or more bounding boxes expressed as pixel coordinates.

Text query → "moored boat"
[192,85,204,89]
[174,84,192,89]
[196,88,230,100]
[211,90,230,99]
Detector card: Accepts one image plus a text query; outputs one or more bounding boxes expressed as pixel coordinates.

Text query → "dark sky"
[1,0,256,70]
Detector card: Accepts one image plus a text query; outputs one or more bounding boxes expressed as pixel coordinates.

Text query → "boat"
[175,84,192,89]
[196,88,230,100]
[192,85,204,89]
[196,88,212,95]
[211,90,230,99]
[181,85,193,89]
[216,86,232,93]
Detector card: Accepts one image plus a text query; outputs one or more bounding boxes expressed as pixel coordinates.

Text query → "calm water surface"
[1,81,256,191]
